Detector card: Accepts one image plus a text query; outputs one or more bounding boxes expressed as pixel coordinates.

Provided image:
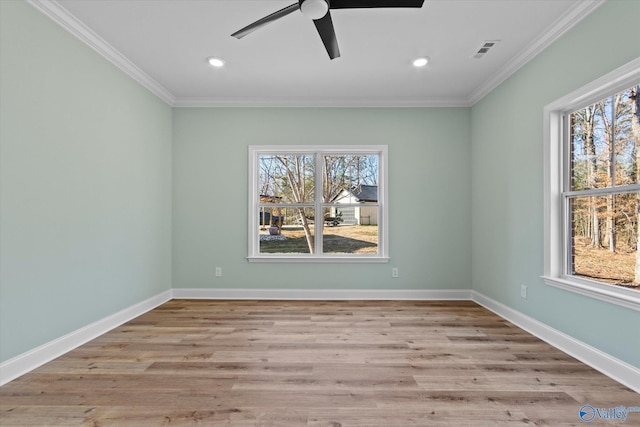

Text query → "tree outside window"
[566,84,640,291]
[248,146,388,262]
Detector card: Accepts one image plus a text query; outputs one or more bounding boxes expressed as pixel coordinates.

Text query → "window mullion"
[563,113,571,193]
[562,194,573,277]
[315,152,323,255]
[610,95,616,187]
[562,113,573,278]
[563,184,640,198]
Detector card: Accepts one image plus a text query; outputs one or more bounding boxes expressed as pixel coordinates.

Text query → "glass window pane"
[258,206,286,227]
[570,85,640,190]
[259,208,315,254]
[250,145,387,260]
[569,194,639,290]
[570,104,611,190]
[322,208,378,254]
[259,154,314,203]
[322,155,378,203]
[614,87,637,186]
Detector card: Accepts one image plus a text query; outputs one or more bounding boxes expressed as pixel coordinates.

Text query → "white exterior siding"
[334,188,379,225]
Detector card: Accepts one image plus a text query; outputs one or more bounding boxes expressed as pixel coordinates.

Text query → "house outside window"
[334,185,379,226]
[248,145,388,262]
[543,59,640,311]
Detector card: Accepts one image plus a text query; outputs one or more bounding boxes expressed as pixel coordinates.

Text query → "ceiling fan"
[231,0,425,60]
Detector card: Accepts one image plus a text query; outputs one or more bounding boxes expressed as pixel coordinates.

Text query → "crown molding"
[172,96,473,108]
[24,0,472,108]
[27,0,176,106]
[28,0,604,108]
[468,0,606,105]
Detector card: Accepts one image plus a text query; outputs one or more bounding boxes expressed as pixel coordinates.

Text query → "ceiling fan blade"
[231,3,299,39]
[330,0,424,8]
[313,11,340,59]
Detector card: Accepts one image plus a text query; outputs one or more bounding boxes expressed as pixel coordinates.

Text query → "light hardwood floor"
[1,300,638,426]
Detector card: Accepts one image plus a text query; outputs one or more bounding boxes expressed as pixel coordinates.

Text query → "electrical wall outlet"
[392,267,399,278]
[215,267,222,277]
[520,284,527,299]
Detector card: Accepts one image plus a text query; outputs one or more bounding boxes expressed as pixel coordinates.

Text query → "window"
[543,58,640,310]
[248,145,388,262]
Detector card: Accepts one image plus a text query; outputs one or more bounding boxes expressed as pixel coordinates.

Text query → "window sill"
[542,275,640,312]
[247,255,390,263]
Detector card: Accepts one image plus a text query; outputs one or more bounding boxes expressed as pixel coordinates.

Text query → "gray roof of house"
[350,185,378,202]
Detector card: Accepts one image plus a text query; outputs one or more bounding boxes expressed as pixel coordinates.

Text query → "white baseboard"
[171,287,473,300]
[2,287,637,395]
[471,291,640,394]
[0,290,172,386]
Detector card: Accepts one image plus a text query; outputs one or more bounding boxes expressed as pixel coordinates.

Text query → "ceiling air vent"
[473,40,500,59]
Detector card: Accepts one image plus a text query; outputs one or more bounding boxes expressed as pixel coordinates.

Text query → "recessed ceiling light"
[207,57,225,68]
[412,57,429,67]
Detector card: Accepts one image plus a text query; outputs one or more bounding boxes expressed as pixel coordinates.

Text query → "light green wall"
[471,0,640,367]
[0,1,173,362]
[3,0,637,372]
[172,108,471,290]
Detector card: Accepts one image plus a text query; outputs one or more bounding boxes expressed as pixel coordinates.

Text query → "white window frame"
[247,145,389,263]
[543,57,640,311]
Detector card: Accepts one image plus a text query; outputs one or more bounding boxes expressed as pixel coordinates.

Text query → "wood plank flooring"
[1,300,638,426]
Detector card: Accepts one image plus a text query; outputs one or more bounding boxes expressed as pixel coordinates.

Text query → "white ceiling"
[32,0,604,107]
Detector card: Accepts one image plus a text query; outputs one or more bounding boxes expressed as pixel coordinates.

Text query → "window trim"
[247,145,389,263]
[542,57,640,311]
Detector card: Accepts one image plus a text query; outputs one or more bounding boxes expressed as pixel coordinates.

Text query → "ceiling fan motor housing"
[300,0,330,20]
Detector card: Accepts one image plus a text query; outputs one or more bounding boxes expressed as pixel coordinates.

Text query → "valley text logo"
[579,405,640,423]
